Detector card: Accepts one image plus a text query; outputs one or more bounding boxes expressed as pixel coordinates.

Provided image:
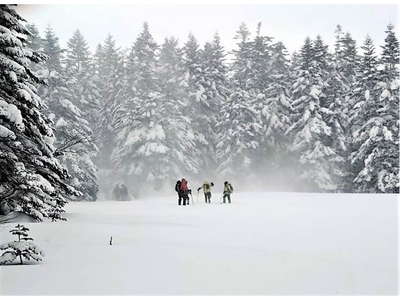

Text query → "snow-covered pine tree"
[157,37,201,179]
[93,35,125,170]
[113,23,170,194]
[56,29,98,201]
[351,29,399,193]
[25,23,42,52]
[216,89,261,177]
[334,25,358,86]
[349,36,380,192]
[64,29,99,127]
[182,33,210,177]
[314,35,349,191]
[259,41,293,170]
[230,23,253,90]
[248,22,273,93]
[195,32,229,177]
[329,26,359,191]
[286,37,344,191]
[0,224,44,265]
[216,23,262,177]
[0,4,75,220]
[373,24,399,192]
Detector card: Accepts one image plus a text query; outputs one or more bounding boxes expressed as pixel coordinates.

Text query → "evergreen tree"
[381,24,399,78]
[216,89,261,176]
[334,25,358,85]
[58,29,98,201]
[351,29,399,192]
[329,28,358,191]
[231,23,253,90]
[182,33,210,177]
[196,32,229,176]
[113,23,169,193]
[64,30,99,126]
[0,224,44,265]
[158,37,201,178]
[0,4,75,220]
[25,23,42,52]
[93,35,125,170]
[349,36,380,192]
[249,22,273,92]
[260,41,293,165]
[216,23,261,176]
[286,37,344,191]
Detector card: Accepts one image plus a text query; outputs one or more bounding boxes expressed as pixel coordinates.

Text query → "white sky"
[17,4,398,54]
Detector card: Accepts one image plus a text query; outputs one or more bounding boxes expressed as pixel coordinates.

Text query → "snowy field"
[0,192,398,295]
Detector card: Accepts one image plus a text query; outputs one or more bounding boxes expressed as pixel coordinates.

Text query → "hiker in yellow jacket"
[223,181,234,204]
[197,181,214,204]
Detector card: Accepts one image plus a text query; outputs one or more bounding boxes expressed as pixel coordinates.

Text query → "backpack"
[228,184,233,193]
[180,180,188,191]
[175,181,181,192]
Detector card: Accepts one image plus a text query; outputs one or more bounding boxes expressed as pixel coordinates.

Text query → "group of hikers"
[112,183,130,201]
[174,178,234,206]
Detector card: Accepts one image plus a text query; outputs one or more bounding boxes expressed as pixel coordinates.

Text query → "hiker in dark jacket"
[119,184,129,201]
[223,181,234,203]
[112,183,121,201]
[175,180,183,205]
[197,181,214,203]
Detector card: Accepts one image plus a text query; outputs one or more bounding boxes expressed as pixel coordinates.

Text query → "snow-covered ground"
[0,192,398,295]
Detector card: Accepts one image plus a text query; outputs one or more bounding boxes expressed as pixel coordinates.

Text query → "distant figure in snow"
[119,184,130,201]
[112,184,121,201]
[175,180,183,205]
[197,181,214,203]
[180,178,190,206]
[223,181,234,204]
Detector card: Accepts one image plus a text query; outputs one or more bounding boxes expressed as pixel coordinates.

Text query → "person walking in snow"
[197,181,214,203]
[119,183,130,201]
[175,180,183,205]
[223,181,234,204]
[180,178,190,206]
[112,183,121,201]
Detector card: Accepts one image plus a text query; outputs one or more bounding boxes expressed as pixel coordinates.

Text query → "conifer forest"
[0,4,398,222]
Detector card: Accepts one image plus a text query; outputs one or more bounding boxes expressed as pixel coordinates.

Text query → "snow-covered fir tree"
[216,24,262,177]
[93,35,125,170]
[350,29,399,193]
[334,25,358,86]
[349,36,379,192]
[195,33,229,177]
[258,41,293,170]
[286,37,344,191]
[57,29,98,201]
[113,23,171,193]
[249,23,274,93]
[0,224,44,265]
[25,23,42,52]
[0,4,75,220]
[182,33,210,177]
[157,37,201,179]
[230,23,253,90]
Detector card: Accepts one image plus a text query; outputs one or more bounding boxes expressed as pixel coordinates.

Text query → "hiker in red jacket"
[180,178,190,205]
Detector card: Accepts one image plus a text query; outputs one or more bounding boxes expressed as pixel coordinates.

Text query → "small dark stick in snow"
[109,236,113,246]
